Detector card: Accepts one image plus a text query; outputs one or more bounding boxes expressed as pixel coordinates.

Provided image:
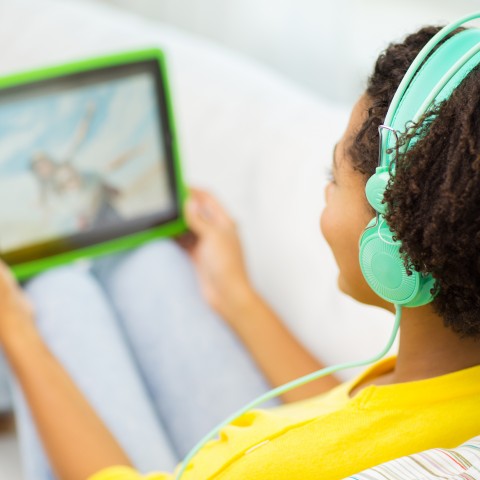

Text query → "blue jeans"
[11,240,279,479]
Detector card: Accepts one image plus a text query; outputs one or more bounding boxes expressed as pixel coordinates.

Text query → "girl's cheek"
[320,205,333,243]
[324,182,334,204]
[320,183,336,241]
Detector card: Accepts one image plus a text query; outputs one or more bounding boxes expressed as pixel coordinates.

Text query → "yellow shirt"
[89,358,480,480]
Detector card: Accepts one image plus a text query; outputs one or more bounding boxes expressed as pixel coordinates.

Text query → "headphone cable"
[175,304,403,479]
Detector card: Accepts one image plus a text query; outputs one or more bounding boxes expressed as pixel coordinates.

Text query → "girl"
[2,23,480,480]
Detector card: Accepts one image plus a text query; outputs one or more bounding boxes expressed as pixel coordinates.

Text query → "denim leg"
[93,239,280,459]
[0,350,12,413]
[12,264,178,480]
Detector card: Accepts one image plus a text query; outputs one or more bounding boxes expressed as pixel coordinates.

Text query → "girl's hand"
[177,187,255,319]
[0,261,34,345]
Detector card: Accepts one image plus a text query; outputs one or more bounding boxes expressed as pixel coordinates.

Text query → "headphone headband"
[381,13,480,167]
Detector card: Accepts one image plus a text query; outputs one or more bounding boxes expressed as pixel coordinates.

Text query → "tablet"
[0,49,188,279]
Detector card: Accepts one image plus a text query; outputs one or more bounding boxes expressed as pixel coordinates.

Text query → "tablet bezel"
[0,49,188,279]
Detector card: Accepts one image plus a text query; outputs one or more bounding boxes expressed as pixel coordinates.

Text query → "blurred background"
[97,0,479,104]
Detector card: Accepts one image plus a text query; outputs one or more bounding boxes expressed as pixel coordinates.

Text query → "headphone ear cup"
[365,167,390,214]
[359,219,421,305]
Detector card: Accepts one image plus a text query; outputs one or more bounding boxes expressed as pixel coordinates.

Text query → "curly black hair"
[349,26,480,338]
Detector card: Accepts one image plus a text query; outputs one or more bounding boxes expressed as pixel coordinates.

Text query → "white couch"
[0,0,393,386]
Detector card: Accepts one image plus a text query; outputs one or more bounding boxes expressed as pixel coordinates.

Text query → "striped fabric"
[347,436,480,480]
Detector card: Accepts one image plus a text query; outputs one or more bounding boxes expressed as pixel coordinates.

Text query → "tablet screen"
[0,59,181,265]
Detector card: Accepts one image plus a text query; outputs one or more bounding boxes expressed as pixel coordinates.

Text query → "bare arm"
[221,287,339,403]
[0,266,131,480]
[179,188,340,403]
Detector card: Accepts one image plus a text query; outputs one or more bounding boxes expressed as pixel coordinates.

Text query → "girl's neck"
[350,305,480,397]
[392,305,480,383]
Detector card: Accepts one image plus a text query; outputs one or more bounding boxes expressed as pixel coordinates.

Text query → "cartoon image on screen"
[0,72,174,253]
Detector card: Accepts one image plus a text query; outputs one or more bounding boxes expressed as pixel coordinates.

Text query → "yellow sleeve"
[88,466,173,480]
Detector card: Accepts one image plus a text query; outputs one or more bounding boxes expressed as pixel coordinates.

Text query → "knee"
[151,239,187,262]
[126,238,190,273]
[25,264,90,292]
[23,264,103,310]
[21,264,118,345]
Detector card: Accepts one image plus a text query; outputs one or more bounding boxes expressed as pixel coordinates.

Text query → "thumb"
[184,196,213,235]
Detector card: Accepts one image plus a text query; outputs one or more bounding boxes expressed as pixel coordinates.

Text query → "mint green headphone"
[359,15,480,307]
